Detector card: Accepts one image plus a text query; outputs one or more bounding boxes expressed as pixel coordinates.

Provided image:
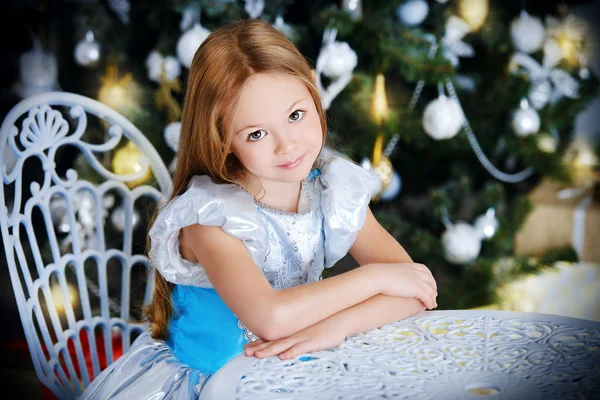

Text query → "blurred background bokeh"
[1,0,599,398]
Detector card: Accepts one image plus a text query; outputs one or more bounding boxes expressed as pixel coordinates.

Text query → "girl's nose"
[275,133,297,156]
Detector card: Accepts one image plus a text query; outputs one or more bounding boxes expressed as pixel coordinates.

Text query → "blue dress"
[79,154,376,399]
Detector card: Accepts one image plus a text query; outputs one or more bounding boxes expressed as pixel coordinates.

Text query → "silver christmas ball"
[511,99,540,137]
[510,11,546,54]
[110,205,140,232]
[379,171,402,201]
[422,95,464,140]
[322,42,358,79]
[397,0,429,27]
[177,23,211,69]
[74,31,101,67]
[528,80,551,110]
[442,222,482,264]
[474,208,499,239]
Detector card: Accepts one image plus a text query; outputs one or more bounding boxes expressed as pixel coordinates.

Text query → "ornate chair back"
[0,92,172,399]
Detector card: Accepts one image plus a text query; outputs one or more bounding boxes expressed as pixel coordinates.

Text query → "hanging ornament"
[422,94,464,140]
[342,0,362,20]
[177,23,211,69]
[18,38,59,98]
[272,15,297,42]
[511,98,540,137]
[112,141,152,188]
[74,30,101,67]
[164,121,181,172]
[458,0,489,31]
[108,0,130,24]
[380,171,402,201]
[397,0,429,27]
[145,50,181,83]
[361,135,402,202]
[510,11,546,54]
[441,16,475,67]
[244,0,265,19]
[442,221,482,264]
[527,80,552,110]
[474,207,499,239]
[510,39,580,109]
[315,28,357,110]
[110,205,140,232]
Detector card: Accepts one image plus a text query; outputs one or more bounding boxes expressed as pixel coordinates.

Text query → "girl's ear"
[310,69,317,84]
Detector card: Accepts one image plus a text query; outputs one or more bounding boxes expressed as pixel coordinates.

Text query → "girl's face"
[229,72,323,189]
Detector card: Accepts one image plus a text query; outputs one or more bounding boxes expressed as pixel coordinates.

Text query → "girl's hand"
[378,263,438,309]
[243,317,347,360]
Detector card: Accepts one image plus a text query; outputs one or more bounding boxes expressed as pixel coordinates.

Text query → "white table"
[200,310,600,399]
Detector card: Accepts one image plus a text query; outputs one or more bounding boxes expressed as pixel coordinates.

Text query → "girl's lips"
[278,152,306,168]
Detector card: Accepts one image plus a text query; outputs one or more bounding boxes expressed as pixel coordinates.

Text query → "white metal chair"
[0,92,172,399]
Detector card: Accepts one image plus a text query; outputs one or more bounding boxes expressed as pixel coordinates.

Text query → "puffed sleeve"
[319,155,379,268]
[148,175,268,287]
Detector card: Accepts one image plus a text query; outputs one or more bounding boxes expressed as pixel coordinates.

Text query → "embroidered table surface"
[200,310,600,400]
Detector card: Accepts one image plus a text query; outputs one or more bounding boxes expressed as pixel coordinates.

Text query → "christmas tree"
[4,0,599,311]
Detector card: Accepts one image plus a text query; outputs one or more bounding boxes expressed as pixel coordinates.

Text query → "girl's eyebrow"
[235,98,308,135]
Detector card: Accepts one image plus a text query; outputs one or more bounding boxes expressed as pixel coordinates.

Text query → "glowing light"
[459,0,489,31]
[51,284,79,314]
[98,64,137,115]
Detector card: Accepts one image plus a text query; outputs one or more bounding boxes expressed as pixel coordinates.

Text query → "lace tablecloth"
[200,310,600,399]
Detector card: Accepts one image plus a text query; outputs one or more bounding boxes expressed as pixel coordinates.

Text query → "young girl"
[81,19,437,399]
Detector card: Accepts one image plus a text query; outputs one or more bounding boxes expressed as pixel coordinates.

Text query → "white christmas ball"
[422,95,465,140]
[164,121,181,151]
[111,205,140,232]
[397,0,429,27]
[322,42,358,79]
[510,11,545,53]
[74,31,101,67]
[442,222,482,264]
[379,171,402,201]
[19,46,58,97]
[474,210,499,240]
[511,101,540,136]
[162,56,182,81]
[528,80,551,110]
[177,23,211,69]
[145,51,164,82]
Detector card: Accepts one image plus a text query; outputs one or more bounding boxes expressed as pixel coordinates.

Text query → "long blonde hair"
[144,19,328,339]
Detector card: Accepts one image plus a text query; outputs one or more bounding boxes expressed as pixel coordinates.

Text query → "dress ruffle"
[148,175,269,287]
[318,155,375,267]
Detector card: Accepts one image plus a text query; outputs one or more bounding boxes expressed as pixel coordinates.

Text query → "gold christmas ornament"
[371,73,389,127]
[370,134,394,201]
[112,141,152,188]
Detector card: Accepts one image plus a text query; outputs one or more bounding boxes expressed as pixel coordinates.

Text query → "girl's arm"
[180,222,410,341]
[244,208,436,359]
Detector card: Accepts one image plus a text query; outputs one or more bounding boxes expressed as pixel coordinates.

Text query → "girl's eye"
[289,110,305,122]
[248,129,267,141]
